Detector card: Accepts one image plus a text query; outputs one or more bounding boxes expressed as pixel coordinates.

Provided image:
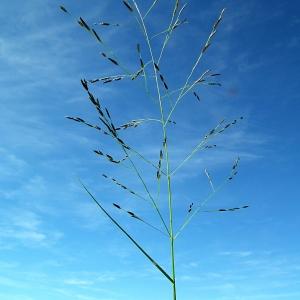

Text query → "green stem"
[132,2,177,298]
[166,163,176,300]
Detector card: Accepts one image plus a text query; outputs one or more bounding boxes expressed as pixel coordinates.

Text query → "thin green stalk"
[143,0,159,19]
[132,2,177,298]
[165,150,177,299]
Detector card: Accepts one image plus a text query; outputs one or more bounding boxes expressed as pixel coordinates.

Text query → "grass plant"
[61,1,248,299]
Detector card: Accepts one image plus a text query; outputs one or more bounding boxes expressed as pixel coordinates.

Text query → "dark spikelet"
[103,79,112,84]
[98,109,105,118]
[205,144,217,149]
[79,17,91,31]
[217,205,249,211]
[95,150,123,164]
[106,154,114,161]
[113,203,121,209]
[89,79,100,83]
[137,43,141,53]
[66,116,104,132]
[123,1,133,12]
[103,174,138,196]
[81,79,89,91]
[88,91,98,106]
[108,57,119,65]
[193,92,200,101]
[196,78,205,84]
[102,174,108,178]
[163,137,167,147]
[173,18,188,30]
[210,73,221,77]
[127,211,135,217]
[66,116,79,122]
[131,69,143,80]
[59,5,68,13]
[105,108,111,120]
[95,21,120,27]
[157,149,163,180]
[213,8,225,31]
[240,116,244,120]
[116,119,143,130]
[94,150,104,156]
[101,52,107,57]
[154,63,160,71]
[92,29,102,43]
[209,129,215,135]
[76,117,85,122]
[202,43,211,53]
[159,74,169,90]
[156,170,160,180]
[111,122,117,134]
[208,82,221,86]
[188,203,194,213]
[117,137,125,144]
[140,58,144,68]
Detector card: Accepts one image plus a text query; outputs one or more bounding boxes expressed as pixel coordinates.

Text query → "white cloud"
[0,209,63,248]
[64,279,94,286]
[219,250,253,258]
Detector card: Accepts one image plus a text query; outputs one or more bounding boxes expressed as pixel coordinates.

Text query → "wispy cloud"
[219,250,253,257]
[0,209,63,248]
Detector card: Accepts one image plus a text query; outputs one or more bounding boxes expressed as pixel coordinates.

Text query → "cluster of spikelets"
[61,1,249,299]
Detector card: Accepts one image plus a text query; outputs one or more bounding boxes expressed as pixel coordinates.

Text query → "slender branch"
[165,8,225,124]
[171,119,225,176]
[174,179,227,239]
[143,0,159,19]
[120,145,170,235]
[158,1,185,64]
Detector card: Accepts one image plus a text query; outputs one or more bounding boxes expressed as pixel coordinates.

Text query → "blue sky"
[0,0,300,300]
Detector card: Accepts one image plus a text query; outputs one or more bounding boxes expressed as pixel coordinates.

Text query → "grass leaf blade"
[79,179,173,283]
